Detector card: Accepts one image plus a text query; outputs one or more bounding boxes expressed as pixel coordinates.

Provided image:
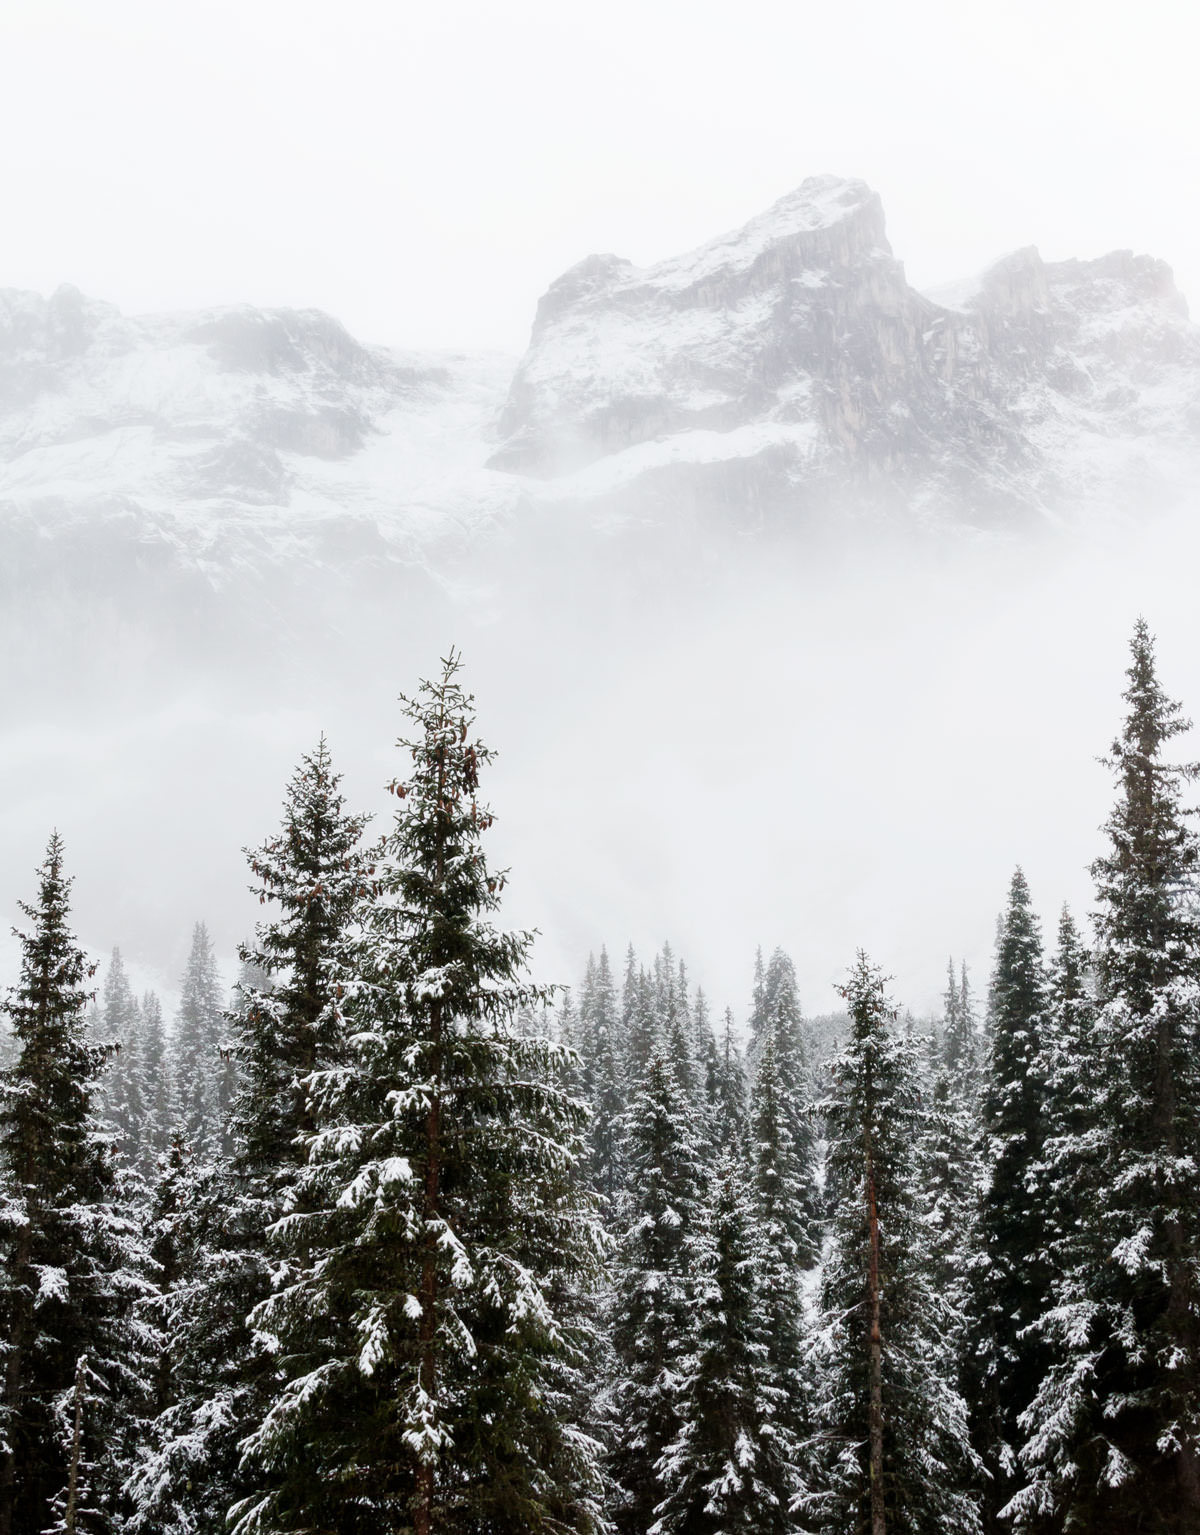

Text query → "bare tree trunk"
[413,1080,442,1535]
[63,1354,87,1535]
[867,1161,886,1535]
[0,1222,34,1535]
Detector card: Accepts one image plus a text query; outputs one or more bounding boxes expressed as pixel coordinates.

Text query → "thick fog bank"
[1,501,1198,1021]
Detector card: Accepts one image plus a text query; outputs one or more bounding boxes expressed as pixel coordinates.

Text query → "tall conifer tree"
[131,739,369,1533]
[1013,622,1200,1531]
[608,1046,708,1535]
[972,867,1052,1530]
[652,1150,796,1534]
[172,923,225,1155]
[236,654,606,1535]
[0,837,152,1535]
[804,954,980,1535]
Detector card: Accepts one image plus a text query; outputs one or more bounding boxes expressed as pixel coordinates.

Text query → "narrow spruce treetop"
[1037,905,1097,1156]
[707,1005,747,1153]
[749,947,818,1265]
[974,867,1051,1520]
[651,1148,794,1535]
[1092,618,1200,1055]
[131,740,372,1535]
[172,921,225,1154]
[805,953,980,1535]
[608,1040,710,1535]
[984,867,1049,1173]
[98,948,147,1167]
[0,833,102,1201]
[578,946,626,1200]
[1090,620,1200,1206]
[942,956,979,1081]
[236,652,606,1535]
[1012,622,1200,1530]
[0,836,155,1535]
[231,735,369,1177]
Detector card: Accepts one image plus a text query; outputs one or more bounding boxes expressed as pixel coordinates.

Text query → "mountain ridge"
[2,173,1198,634]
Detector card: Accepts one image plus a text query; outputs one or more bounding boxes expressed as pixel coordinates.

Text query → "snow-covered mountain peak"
[2,176,1200,676]
[491,181,1200,524]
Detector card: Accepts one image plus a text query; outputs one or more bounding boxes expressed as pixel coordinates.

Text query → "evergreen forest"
[5,624,1200,1535]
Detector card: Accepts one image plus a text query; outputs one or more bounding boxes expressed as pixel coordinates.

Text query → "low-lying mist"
[3,495,1198,1024]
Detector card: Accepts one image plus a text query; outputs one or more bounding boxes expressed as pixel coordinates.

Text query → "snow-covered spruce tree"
[803,953,980,1535]
[607,1044,709,1535]
[970,867,1052,1530]
[706,1006,747,1154]
[1012,622,1200,1532]
[743,1030,808,1516]
[136,992,172,1180]
[96,950,145,1166]
[1033,906,1099,1290]
[650,945,705,1113]
[236,652,607,1535]
[921,1008,984,1306]
[579,948,626,1202]
[129,739,370,1534]
[125,1136,248,1535]
[941,956,981,1086]
[751,948,818,1265]
[172,922,226,1155]
[620,949,656,1092]
[232,735,369,1181]
[0,835,153,1535]
[652,1148,795,1534]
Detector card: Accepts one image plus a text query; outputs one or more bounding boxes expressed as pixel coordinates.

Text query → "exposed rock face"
[492,176,1200,525]
[1,173,1198,648]
[0,284,519,595]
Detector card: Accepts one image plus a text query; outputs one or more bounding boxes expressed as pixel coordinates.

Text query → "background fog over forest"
[2,511,1199,1019]
[2,0,1200,1024]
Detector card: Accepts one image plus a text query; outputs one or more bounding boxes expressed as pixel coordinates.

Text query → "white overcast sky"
[2,0,1198,354]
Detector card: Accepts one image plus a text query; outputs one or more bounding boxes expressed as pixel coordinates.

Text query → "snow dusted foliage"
[747,1031,810,1469]
[94,958,173,1186]
[172,923,228,1157]
[707,1007,748,1154]
[235,652,607,1535]
[576,949,627,1201]
[129,740,371,1535]
[918,987,983,1308]
[749,949,818,1267]
[136,992,173,1180]
[941,957,981,1087]
[0,835,155,1535]
[607,1046,709,1535]
[651,1150,797,1534]
[231,735,369,1181]
[802,953,980,1535]
[1012,622,1200,1531]
[96,950,144,1165]
[971,867,1053,1528]
[125,1147,248,1535]
[621,949,658,1089]
[1032,907,1100,1295]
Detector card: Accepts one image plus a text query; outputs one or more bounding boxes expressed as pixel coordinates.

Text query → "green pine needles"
[234,652,607,1535]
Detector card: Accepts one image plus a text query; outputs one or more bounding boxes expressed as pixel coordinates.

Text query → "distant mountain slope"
[0,284,518,576]
[2,173,1198,658]
[493,175,1200,527]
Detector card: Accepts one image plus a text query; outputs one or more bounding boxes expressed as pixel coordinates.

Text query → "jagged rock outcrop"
[492,175,1200,525]
[0,284,518,583]
[1,172,1198,645]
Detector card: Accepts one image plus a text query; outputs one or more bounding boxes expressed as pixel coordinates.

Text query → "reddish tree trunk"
[867,1159,886,1535]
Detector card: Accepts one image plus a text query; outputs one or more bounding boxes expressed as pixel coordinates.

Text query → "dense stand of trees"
[3,624,1200,1533]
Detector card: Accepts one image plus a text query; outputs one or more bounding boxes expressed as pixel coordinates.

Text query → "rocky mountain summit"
[1,174,1198,652]
[493,175,1200,527]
